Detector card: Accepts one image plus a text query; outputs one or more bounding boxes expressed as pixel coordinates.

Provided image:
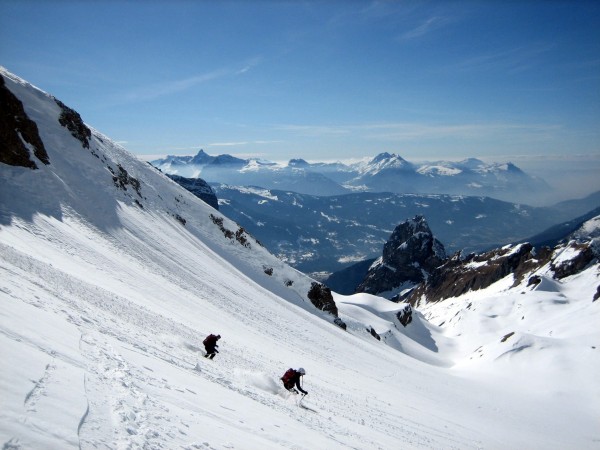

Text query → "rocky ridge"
[407,238,599,307]
[355,213,600,307]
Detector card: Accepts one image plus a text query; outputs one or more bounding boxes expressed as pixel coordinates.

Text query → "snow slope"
[1,68,599,449]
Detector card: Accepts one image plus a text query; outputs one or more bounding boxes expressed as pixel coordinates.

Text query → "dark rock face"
[307,282,339,316]
[167,174,219,210]
[356,215,446,296]
[368,327,381,341]
[0,74,49,168]
[594,285,600,302]
[110,164,142,197]
[54,98,91,149]
[334,317,347,330]
[396,304,413,327]
[501,331,515,342]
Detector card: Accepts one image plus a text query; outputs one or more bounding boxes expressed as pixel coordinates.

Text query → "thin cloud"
[275,124,352,136]
[276,121,562,142]
[398,16,448,41]
[237,56,263,75]
[253,140,282,145]
[119,57,261,104]
[362,122,562,142]
[122,70,228,103]
[451,43,554,74]
[208,140,281,147]
[209,141,249,147]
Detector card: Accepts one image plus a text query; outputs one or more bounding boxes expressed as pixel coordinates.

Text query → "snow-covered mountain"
[152,150,551,204]
[153,151,349,196]
[2,67,600,449]
[347,153,550,203]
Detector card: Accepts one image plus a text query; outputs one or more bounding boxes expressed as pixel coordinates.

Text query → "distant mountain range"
[151,150,551,204]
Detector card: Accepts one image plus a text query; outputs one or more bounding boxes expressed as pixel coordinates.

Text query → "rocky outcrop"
[307,282,339,316]
[110,164,142,197]
[54,98,91,149]
[356,215,446,297]
[550,241,596,279]
[406,238,599,307]
[368,327,381,341]
[334,317,347,330]
[396,304,413,327]
[407,243,552,306]
[209,214,252,248]
[168,174,219,210]
[0,74,49,168]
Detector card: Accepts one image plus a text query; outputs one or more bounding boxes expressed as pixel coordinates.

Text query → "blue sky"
[2,1,599,167]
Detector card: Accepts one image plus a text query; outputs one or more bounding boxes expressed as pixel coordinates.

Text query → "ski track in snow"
[23,363,56,413]
[2,206,598,449]
[1,238,478,450]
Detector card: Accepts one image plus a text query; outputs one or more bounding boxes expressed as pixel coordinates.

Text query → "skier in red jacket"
[281,367,308,395]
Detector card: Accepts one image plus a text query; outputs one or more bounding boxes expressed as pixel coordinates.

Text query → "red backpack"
[281,368,295,384]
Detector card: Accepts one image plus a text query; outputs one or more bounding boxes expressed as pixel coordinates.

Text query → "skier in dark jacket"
[281,367,308,395]
[203,334,221,359]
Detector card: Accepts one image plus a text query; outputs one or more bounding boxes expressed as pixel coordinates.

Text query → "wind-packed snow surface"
[1,68,599,449]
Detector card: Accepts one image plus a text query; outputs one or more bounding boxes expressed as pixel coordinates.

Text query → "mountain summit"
[360,152,413,174]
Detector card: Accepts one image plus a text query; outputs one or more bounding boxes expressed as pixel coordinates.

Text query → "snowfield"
[1,67,599,449]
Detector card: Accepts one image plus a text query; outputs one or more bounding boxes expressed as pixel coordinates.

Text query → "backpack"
[281,368,296,384]
[203,334,215,346]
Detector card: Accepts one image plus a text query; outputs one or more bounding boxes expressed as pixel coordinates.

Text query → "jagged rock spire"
[356,215,446,297]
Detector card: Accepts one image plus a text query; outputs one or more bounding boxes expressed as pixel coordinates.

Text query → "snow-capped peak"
[360,152,413,175]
